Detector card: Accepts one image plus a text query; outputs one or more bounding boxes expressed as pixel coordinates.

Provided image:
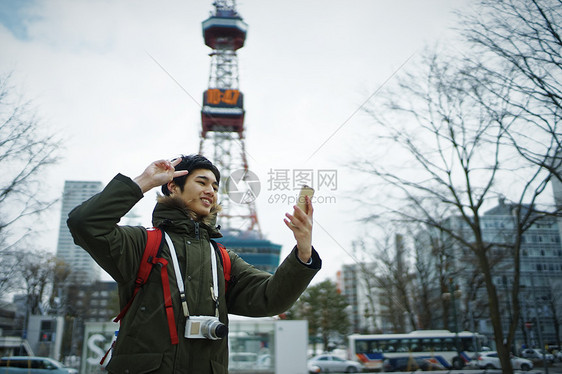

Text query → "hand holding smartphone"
[296,185,314,214]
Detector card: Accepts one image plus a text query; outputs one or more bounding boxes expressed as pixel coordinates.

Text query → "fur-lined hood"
[152,194,222,238]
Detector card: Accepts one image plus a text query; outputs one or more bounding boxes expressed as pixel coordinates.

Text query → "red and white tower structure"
[199,0,260,234]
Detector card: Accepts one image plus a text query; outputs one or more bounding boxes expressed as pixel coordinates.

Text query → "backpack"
[101,227,231,364]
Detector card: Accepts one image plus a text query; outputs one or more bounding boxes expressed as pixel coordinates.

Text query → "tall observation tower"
[199,0,281,273]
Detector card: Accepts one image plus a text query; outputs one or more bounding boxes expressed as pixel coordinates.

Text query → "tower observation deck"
[201,1,247,135]
[199,1,281,272]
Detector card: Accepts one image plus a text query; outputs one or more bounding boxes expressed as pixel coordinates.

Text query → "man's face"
[171,168,219,218]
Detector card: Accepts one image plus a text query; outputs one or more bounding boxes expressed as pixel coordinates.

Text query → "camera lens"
[213,323,228,339]
[202,319,228,340]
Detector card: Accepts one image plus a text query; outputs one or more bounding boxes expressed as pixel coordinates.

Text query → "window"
[443,338,455,351]
[410,339,421,352]
[356,340,368,354]
[432,338,444,352]
[386,339,399,352]
[421,339,433,351]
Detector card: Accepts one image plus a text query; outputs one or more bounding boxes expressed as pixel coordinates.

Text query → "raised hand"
[133,158,188,193]
[284,196,314,263]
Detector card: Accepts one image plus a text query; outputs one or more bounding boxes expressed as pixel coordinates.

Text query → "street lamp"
[442,278,463,369]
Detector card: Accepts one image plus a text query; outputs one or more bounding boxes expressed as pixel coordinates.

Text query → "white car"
[521,348,555,363]
[308,354,363,373]
[475,351,533,371]
[0,356,78,374]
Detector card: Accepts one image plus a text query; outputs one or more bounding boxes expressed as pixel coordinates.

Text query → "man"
[67,155,321,373]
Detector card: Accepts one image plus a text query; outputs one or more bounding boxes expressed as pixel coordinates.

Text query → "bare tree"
[19,251,59,315]
[460,0,561,135]
[412,226,456,331]
[459,0,562,194]
[354,228,419,333]
[460,0,562,368]
[356,44,561,372]
[0,73,62,300]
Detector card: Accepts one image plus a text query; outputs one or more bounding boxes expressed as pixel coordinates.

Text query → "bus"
[348,330,484,371]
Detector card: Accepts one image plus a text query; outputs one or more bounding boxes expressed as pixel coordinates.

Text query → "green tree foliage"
[287,280,350,352]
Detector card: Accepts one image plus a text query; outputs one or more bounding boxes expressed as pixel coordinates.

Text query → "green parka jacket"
[67,174,321,374]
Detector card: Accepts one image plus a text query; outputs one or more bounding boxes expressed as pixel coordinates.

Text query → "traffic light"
[39,320,54,342]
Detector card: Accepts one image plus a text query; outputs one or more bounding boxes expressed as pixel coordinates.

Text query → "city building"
[56,181,103,285]
[60,280,118,360]
[340,263,380,334]
[340,236,410,334]
[67,281,118,323]
[448,198,562,349]
[551,157,562,253]
[340,198,562,348]
[483,199,562,349]
[0,301,17,337]
[219,229,281,274]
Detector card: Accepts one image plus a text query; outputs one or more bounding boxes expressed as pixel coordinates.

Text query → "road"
[322,361,562,373]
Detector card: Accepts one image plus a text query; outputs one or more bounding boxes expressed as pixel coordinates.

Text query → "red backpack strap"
[155,256,179,345]
[111,228,178,344]
[142,229,178,345]
[113,228,162,324]
[103,228,179,365]
[103,228,165,365]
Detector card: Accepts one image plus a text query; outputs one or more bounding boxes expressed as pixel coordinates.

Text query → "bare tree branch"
[0,73,62,300]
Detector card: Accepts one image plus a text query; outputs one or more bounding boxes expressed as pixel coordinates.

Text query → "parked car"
[520,348,555,364]
[0,356,78,374]
[475,351,533,371]
[307,354,363,373]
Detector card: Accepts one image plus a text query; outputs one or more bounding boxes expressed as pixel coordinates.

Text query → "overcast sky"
[0,0,471,282]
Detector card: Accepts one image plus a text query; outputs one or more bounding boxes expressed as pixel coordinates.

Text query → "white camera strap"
[164,232,220,319]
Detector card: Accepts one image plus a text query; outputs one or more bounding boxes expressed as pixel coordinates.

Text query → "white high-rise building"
[56,181,102,285]
[341,262,383,334]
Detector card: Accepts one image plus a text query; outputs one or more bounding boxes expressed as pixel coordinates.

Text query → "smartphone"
[296,185,314,213]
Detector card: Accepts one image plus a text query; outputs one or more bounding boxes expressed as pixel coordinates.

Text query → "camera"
[185,316,228,340]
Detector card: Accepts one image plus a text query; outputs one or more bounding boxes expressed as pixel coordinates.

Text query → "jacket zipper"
[194,221,200,239]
